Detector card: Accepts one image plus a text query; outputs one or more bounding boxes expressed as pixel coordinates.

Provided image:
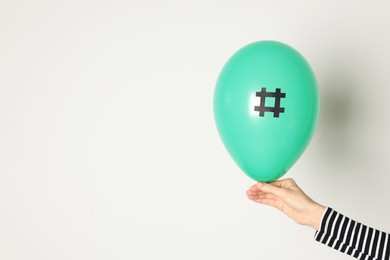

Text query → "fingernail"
[257,182,265,187]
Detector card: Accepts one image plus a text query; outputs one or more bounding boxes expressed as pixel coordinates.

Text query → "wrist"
[305,202,326,230]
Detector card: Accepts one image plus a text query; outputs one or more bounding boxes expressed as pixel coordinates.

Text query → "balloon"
[214,41,319,182]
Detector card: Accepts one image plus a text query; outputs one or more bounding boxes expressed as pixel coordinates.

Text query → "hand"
[246,178,326,230]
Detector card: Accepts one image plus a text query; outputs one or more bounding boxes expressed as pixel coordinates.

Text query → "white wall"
[1,1,390,259]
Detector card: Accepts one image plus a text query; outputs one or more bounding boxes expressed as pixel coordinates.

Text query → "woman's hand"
[246,178,326,230]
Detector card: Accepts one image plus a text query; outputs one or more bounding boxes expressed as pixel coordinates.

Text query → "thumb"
[256,182,289,199]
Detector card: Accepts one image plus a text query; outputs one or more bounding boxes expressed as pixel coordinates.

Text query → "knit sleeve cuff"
[314,207,334,241]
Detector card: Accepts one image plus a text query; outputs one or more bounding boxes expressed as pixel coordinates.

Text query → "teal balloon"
[214,41,319,182]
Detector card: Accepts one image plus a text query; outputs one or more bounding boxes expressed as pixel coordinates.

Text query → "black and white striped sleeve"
[314,207,390,260]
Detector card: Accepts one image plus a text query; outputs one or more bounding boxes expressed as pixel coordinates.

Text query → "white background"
[1,1,390,259]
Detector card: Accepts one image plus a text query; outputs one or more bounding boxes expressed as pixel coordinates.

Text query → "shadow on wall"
[315,61,366,174]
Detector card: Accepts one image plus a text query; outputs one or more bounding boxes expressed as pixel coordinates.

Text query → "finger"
[247,192,277,201]
[246,189,264,196]
[253,198,280,208]
[256,182,289,199]
[268,178,295,189]
[246,189,270,197]
[248,184,261,191]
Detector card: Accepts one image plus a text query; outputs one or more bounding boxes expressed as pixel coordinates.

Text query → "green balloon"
[214,41,319,182]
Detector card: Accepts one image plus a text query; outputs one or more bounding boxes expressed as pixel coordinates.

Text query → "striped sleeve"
[314,207,390,260]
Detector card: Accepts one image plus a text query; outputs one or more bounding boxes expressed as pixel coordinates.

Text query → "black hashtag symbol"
[254,88,286,118]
